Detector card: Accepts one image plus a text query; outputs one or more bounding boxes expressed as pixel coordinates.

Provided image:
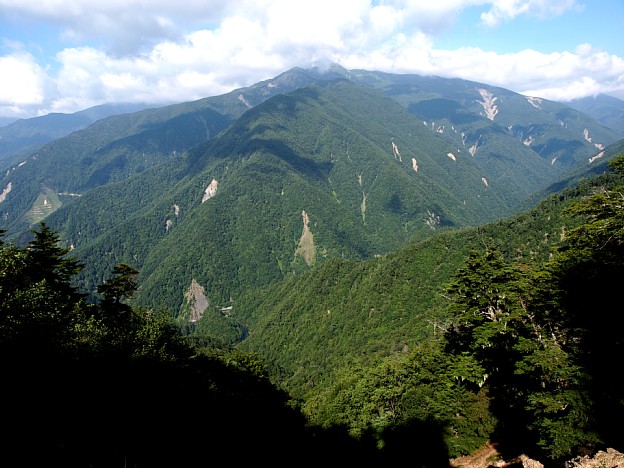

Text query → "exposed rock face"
[391,141,402,161]
[183,279,209,323]
[527,96,543,109]
[425,210,440,229]
[295,209,316,266]
[518,455,543,468]
[0,182,11,203]
[565,448,624,467]
[201,178,218,203]
[360,191,366,224]
[589,151,605,164]
[477,88,499,121]
[450,444,624,468]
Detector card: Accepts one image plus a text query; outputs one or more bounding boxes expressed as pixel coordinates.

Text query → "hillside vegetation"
[1,67,619,327]
[234,155,624,462]
[227,139,624,402]
[40,80,523,312]
[0,103,152,168]
[1,65,624,465]
[2,155,622,466]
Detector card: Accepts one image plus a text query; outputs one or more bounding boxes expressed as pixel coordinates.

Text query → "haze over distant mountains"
[567,93,624,136]
[0,64,623,319]
[2,68,623,170]
[0,103,155,168]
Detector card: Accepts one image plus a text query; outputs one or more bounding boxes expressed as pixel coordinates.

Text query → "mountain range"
[1,63,623,331]
[2,63,624,465]
[232,135,624,398]
[567,93,624,136]
[0,102,154,168]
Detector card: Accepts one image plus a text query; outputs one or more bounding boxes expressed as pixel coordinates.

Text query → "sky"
[0,0,623,120]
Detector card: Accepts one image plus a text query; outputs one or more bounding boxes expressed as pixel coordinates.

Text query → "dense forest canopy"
[1,154,623,466]
[0,225,314,466]
[0,222,450,466]
[303,155,624,463]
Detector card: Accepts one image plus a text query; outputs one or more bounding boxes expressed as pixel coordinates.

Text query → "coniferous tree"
[97,262,139,325]
[545,155,624,452]
[1,226,325,466]
[26,222,83,294]
[443,155,624,461]
[1,222,84,355]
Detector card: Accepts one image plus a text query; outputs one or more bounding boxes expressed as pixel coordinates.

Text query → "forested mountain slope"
[2,154,622,466]
[0,224,383,467]
[1,64,623,465]
[47,80,524,313]
[520,137,624,209]
[2,65,619,242]
[229,153,624,463]
[0,103,152,167]
[1,65,621,346]
[0,67,341,237]
[228,148,614,399]
[567,93,624,136]
[346,66,619,170]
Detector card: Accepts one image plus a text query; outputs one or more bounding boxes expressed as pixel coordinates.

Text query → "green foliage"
[26,222,83,288]
[97,263,139,314]
[9,73,614,321]
[608,152,624,173]
[306,341,495,458]
[225,154,624,461]
[229,167,602,402]
[1,222,461,466]
[443,247,598,460]
[0,225,306,465]
[0,223,84,354]
[2,65,623,463]
[440,157,624,460]
[38,79,527,317]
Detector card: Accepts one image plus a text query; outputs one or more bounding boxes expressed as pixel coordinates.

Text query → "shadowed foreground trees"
[1,224,307,466]
[0,223,450,467]
[443,155,624,462]
[302,155,624,465]
[4,155,622,466]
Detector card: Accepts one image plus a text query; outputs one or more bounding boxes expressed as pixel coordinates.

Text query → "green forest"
[2,155,623,467]
[229,154,624,463]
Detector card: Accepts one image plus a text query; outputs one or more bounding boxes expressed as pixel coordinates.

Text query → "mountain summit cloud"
[0,0,623,119]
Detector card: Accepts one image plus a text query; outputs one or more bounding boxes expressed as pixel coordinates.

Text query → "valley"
[1,64,623,466]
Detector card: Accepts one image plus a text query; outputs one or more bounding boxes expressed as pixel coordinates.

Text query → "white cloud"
[0,0,622,118]
[520,46,624,101]
[0,50,53,117]
[0,0,231,54]
[0,52,45,104]
[480,0,578,28]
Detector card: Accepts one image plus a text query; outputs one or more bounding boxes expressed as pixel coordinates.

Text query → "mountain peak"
[567,93,624,135]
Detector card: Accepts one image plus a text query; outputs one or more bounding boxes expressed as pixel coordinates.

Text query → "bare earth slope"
[450,444,624,468]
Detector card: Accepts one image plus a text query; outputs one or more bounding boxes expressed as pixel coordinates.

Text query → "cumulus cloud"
[0,0,622,118]
[480,0,578,28]
[520,45,624,101]
[0,0,231,55]
[0,52,45,104]
[0,49,54,116]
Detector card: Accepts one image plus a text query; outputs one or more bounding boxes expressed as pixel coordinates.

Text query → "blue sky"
[436,1,624,56]
[1,0,623,119]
